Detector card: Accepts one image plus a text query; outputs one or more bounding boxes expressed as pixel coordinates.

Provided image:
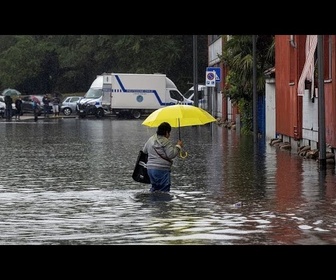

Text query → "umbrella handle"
[177,118,187,158]
[179,148,188,158]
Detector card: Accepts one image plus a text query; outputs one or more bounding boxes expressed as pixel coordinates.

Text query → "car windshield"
[84,88,102,99]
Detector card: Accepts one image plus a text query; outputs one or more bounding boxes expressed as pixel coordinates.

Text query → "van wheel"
[96,108,104,118]
[132,110,141,119]
[79,112,86,118]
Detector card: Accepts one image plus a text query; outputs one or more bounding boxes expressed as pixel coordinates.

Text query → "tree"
[220,35,274,133]
[0,35,60,94]
[0,35,208,95]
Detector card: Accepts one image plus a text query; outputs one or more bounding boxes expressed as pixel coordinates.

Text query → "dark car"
[21,95,43,116]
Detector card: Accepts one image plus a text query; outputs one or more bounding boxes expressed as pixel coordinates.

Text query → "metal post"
[193,35,199,107]
[253,35,258,143]
[318,35,326,169]
[211,87,214,116]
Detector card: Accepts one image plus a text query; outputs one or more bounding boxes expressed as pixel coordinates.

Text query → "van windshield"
[169,90,184,101]
[184,89,194,100]
[85,88,103,99]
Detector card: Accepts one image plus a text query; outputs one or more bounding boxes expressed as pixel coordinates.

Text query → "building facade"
[273,35,336,153]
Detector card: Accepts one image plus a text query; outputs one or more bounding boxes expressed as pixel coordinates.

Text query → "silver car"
[61,96,83,116]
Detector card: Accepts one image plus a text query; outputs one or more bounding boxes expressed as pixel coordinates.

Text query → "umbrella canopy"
[142,104,216,158]
[31,95,41,104]
[2,88,21,97]
[142,104,217,128]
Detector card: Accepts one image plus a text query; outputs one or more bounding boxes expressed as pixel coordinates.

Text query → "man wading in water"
[142,122,183,192]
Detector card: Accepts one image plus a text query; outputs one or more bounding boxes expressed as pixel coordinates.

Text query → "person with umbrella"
[142,122,183,193]
[142,104,217,158]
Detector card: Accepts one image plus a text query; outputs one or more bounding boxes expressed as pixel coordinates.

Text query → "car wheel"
[63,107,72,116]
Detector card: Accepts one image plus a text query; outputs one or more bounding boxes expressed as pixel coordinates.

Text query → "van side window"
[169,90,183,101]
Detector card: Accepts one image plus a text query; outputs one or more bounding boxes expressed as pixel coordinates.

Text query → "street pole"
[193,35,199,107]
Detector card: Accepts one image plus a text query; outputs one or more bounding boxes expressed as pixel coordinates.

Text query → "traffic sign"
[206,70,216,87]
[206,67,221,82]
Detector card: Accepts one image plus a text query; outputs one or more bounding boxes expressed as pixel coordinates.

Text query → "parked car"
[61,96,83,116]
[21,95,43,116]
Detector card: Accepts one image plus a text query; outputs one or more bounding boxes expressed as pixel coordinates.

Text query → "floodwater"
[0,117,336,245]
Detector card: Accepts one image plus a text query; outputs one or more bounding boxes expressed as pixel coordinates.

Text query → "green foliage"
[0,35,208,95]
[238,99,253,135]
[0,35,61,94]
[220,35,274,133]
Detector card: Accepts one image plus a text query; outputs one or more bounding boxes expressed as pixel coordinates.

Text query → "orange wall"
[275,35,306,139]
[276,35,336,148]
[324,36,336,147]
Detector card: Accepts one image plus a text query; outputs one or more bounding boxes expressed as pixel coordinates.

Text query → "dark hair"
[157,122,171,136]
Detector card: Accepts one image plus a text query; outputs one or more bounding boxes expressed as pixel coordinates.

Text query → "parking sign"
[206,67,221,82]
[206,71,216,87]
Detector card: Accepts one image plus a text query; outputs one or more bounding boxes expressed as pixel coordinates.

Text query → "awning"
[297,35,318,96]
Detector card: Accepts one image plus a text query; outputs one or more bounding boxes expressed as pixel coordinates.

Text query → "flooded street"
[0,117,336,245]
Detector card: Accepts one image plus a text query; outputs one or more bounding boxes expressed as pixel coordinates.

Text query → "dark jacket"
[42,96,50,105]
[15,98,22,110]
[4,95,12,107]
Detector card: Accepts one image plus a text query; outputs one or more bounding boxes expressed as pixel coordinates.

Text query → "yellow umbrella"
[142,105,217,158]
[142,104,216,139]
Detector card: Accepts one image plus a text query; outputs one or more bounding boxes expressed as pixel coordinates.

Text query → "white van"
[78,73,192,118]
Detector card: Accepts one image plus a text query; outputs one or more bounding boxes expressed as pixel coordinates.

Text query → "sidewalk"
[0,114,76,122]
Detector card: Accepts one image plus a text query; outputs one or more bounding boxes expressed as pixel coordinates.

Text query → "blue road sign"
[206,67,221,82]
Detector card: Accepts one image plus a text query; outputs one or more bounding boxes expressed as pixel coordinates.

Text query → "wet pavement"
[0,116,336,245]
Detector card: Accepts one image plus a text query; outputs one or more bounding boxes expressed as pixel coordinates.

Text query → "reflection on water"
[0,118,336,245]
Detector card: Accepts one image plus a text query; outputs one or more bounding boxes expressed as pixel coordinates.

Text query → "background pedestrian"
[32,99,38,121]
[52,94,61,117]
[4,95,13,120]
[42,94,50,118]
[15,96,22,120]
